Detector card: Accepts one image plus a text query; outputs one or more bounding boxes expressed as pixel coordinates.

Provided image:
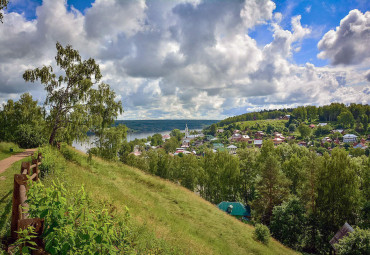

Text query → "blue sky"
[1,0,369,119]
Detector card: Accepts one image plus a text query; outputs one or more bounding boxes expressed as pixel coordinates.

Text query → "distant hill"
[115,119,219,133]
[52,146,298,254]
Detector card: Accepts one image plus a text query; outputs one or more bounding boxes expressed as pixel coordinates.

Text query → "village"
[130,116,369,157]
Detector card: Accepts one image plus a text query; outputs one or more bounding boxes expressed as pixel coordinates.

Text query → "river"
[72,129,200,153]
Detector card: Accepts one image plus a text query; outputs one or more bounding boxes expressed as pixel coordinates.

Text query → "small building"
[254,139,263,148]
[297,141,307,147]
[217,129,224,133]
[240,135,250,142]
[329,223,354,251]
[231,133,242,142]
[273,137,283,145]
[255,131,264,138]
[322,137,332,144]
[309,124,316,128]
[282,115,290,120]
[318,123,327,127]
[162,134,170,141]
[213,143,224,150]
[332,129,344,134]
[343,134,358,143]
[217,202,251,220]
[227,145,237,154]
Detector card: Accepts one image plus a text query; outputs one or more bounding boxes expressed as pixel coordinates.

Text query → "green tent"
[217,202,251,217]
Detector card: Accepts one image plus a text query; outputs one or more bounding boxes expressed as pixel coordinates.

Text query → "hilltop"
[31,145,297,255]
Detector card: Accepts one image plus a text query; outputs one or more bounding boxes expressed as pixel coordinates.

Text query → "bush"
[253,223,270,245]
[335,227,370,255]
[27,180,133,254]
[15,124,46,148]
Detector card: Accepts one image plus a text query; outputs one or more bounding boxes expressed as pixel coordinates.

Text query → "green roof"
[217,202,251,217]
[213,143,224,149]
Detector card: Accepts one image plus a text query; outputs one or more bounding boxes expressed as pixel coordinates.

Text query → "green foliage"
[151,133,164,146]
[0,93,46,147]
[13,226,38,254]
[335,227,370,255]
[338,110,355,128]
[164,137,180,153]
[298,123,311,139]
[270,197,306,249]
[23,42,121,146]
[26,180,132,254]
[94,124,127,160]
[316,148,361,247]
[253,224,270,245]
[14,124,46,148]
[0,142,23,160]
[253,154,290,224]
[0,0,8,23]
[170,129,182,141]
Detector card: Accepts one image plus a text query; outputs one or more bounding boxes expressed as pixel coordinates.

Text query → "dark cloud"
[366,71,370,82]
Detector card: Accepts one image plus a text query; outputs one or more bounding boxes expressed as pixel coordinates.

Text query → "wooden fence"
[10,153,46,253]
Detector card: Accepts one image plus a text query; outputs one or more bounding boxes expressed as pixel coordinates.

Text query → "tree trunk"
[49,124,58,145]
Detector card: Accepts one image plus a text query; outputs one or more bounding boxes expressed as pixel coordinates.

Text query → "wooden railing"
[10,153,45,251]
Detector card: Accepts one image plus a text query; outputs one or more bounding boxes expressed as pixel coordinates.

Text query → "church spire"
[185,123,189,138]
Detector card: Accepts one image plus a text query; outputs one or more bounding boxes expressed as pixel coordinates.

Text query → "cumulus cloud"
[0,0,369,120]
[318,9,370,65]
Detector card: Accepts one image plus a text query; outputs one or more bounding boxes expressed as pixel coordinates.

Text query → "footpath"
[0,149,36,175]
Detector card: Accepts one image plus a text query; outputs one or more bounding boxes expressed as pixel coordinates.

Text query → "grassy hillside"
[0,145,298,254]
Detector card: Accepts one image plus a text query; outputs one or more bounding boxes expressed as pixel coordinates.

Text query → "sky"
[0,0,369,120]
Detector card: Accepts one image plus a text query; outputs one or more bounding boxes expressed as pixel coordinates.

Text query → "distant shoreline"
[113,119,219,133]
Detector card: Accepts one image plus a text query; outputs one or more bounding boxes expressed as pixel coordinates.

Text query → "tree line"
[219,103,370,128]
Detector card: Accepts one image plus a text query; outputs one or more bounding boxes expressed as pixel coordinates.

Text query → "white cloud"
[0,0,369,120]
[318,9,370,65]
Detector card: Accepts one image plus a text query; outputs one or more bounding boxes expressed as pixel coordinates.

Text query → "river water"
[72,129,200,153]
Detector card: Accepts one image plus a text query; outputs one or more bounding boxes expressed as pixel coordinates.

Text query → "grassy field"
[0,142,24,161]
[23,145,296,254]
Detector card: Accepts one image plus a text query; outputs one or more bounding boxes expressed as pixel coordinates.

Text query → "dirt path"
[0,149,36,175]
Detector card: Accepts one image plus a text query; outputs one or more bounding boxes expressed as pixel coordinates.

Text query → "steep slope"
[41,146,298,255]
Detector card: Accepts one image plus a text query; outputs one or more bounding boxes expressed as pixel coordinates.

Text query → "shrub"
[26,180,133,254]
[14,124,46,148]
[253,223,270,245]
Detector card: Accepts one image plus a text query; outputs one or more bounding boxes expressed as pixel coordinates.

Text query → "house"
[217,202,251,220]
[206,135,215,141]
[273,137,283,145]
[343,134,358,143]
[181,139,190,148]
[217,129,224,133]
[318,123,327,127]
[298,141,307,147]
[213,143,224,150]
[162,134,170,141]
[322,137,332,143]
[332,129,344,134]
[282,115,290,120]
[231,133,242,142]
[353,143,367,149]
[240,135,250,142]
[309,124,316,128]
[329,223,354,251]
[254,139,263,148]
[227,145,237,154]
[233,129,240,134]
[255,131,264,138]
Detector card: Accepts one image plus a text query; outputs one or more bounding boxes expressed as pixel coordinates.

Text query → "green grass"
[0,142,24,161]
[0,145,298,254]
